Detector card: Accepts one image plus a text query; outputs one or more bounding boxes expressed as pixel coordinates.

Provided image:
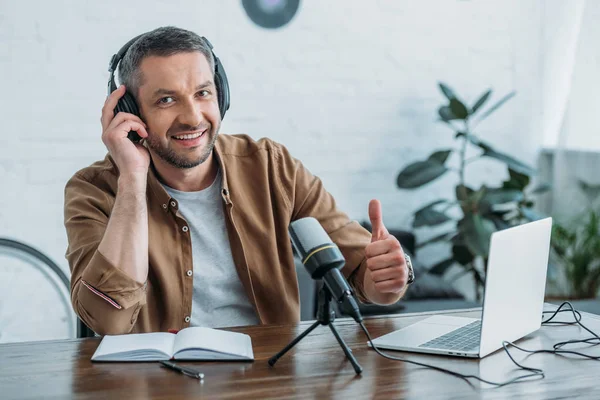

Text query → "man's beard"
[146,124,219,169]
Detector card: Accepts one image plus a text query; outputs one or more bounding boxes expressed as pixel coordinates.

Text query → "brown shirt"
[64,134,371,335]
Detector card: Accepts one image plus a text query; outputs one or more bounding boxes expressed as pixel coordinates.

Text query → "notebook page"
[92,332,175,361]
[173,327,253,359]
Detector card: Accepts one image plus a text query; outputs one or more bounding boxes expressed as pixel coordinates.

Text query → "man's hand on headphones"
[101,85,150,180]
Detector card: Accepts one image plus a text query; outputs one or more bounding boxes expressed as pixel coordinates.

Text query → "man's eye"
[198,90,210,97]
[158,97,174,104]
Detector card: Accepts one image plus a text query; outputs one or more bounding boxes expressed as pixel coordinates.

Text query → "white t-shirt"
[162,169,259,328]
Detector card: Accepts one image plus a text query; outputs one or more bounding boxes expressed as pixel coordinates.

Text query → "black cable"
[542,303,582,325]
[360,301,600,388]
[359,322,544,387]
[503,340,600,361]
[541,301,600,353]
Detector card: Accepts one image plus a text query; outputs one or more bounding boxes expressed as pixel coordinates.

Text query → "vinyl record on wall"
[242,0,300,29]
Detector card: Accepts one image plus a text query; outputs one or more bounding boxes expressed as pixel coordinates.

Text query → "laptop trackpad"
[372,315,479,348]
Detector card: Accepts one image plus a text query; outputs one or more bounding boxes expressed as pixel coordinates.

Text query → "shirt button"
[170,200,177,208]
[186,270,193,277]
[185,316,190,323]
[182,226,189,232]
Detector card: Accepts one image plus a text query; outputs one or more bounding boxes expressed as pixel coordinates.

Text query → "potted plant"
[396,83,550,300]
[550,180,600,299]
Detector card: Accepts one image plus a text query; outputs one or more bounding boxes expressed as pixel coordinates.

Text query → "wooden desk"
[2,305,600,399]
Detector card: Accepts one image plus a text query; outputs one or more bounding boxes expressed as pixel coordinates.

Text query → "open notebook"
[91,327,254,362]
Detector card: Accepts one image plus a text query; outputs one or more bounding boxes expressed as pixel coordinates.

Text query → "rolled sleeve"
[65,171,147,335]
[81,250,147,310]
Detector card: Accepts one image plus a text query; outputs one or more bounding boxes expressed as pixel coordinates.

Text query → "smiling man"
[64,26,413,335]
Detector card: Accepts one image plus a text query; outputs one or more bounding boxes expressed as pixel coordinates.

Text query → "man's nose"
[178,99,205,128]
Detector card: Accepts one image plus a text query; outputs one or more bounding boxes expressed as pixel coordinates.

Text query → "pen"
[160,360,205,380]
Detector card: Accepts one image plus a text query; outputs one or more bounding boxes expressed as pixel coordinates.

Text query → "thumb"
[369,199,389,242]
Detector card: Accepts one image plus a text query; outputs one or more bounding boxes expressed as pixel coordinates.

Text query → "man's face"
[137,51,221,169]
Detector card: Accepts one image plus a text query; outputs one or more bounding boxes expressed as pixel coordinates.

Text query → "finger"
[103,119,148,142]
[366,252,405,271]
[369,199,389,242]
[370,264,407,283]
[373,278,406,294]
[365,236,401,258]
[101,85,127,129]
[103,120,149,145]
[105,111,146,134]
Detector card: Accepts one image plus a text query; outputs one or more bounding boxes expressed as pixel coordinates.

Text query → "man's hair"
[118,26,215,96]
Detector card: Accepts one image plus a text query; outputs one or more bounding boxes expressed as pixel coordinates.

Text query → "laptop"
[370,217,552,359]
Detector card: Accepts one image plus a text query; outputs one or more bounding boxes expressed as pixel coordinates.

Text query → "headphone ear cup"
[213,57,230,120]
[113,91,142,142]
[214,72,225,120]
[115,91,140,116]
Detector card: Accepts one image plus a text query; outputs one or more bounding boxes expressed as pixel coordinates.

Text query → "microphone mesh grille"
[289,217,334,256]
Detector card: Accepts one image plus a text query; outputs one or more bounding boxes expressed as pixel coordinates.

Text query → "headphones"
[107,33,231,142]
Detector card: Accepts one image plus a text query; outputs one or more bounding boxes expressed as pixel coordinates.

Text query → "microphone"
[289,217,363,322]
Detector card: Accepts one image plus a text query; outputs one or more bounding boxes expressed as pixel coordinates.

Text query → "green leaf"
[479,143,536,176]
[414,199,448,213]
[551,224,572,257]
[578,179,600,200]
[451,230,464,245]
[471,89,492,114]
[438,82,456,100]
[584,210,599,238]
[428,258,455,275]
[505,168,530,191]
[471,186,488,205]
[455,184,474,201]
[583,267,600,298]
[428,149,453,164]
[452,244,474,266]
[416,231,457,249]
[502,179,523,191]
[486,213,511,230]
[457,133,531,181]
[531,183,551,194]
[449,98,469,119]
[413,212,451,228]
[413,200,452,228]
[461,214,496,257]
[438,106,458,122]
[397,160,449,189]
[476,91,516,122]
[482,188,524,205]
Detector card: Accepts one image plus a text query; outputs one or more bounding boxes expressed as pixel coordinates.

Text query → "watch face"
[242,0,301,29]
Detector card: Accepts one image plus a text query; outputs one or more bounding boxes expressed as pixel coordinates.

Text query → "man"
[64,26,411,335]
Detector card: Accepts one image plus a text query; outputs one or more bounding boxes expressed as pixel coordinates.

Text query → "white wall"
[555,0,600,151]
[540,0,585,149]
[0,1,548,313]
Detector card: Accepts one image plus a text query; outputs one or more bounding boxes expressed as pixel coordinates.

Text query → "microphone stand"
[268,283,363,374]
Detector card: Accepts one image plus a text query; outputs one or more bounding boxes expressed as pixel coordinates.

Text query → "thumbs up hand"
[363,199,409,303]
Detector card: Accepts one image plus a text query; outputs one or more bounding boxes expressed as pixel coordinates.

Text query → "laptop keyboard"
[418,320,482,352]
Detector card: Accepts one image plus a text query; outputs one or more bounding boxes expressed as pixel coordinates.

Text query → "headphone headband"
[108,34,145,75]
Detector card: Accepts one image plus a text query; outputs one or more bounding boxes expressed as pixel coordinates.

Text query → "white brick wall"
[1,1,546,311]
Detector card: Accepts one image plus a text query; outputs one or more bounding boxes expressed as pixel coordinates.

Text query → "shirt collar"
[146,135,231,211]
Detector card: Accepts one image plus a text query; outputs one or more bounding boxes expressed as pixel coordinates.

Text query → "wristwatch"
[405,254,415,284]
